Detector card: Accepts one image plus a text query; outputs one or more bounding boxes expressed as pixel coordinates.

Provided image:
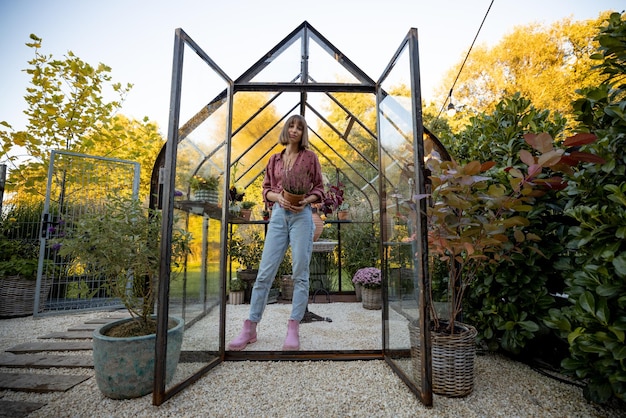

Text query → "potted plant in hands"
[281,167,312,205]
[190,174,219,204]
[51,195,192,399]
[352,267,382,310]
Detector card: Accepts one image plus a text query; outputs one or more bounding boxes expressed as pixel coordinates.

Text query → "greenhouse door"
[153,28,233,406]
[377,28,433,406]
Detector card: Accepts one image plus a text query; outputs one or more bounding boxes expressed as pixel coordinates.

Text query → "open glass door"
[377,28,432,406]
[153,28,233,405]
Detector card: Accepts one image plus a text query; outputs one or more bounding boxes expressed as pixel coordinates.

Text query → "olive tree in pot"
[52,195,192,399]
[410,132,602,397]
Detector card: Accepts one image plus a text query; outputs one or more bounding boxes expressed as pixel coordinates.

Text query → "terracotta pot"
[338,210,350,220]
[282,190,305,206]
[312,211,324,241]
[240,209,252,221]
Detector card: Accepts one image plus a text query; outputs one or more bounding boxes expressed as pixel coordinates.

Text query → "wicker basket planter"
[280,275,294,301]
[229,290,245,305]
[0,275,53,317]
[354,282,362,302]
[361,286,382,310]
[409,320,477,397]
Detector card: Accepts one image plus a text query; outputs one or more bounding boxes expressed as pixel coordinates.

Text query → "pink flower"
[352,267,381,289]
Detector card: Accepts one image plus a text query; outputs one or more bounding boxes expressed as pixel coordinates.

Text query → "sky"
[1,0,624,137]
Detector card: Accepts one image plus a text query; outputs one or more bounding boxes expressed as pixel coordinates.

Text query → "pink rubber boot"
[228,319,257,351]
[282,319,300,350]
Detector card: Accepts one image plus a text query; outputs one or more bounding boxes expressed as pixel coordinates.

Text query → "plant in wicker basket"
[407,132,604,397]
[0,203,56,317]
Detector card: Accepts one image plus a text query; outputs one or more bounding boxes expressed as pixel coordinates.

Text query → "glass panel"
[249,31,303,83]
[307,35,361,84]
[163,35,228,393]
[378,37,429,402]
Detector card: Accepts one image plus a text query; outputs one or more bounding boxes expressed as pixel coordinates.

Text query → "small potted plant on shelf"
[51,195,192,399]
[352,267,382,310]
[229,185,245,215]
[240,201,256,221]
[319,181,345,216]
[261,209,270,221]
[190,174,219,204]
[337,201,350,220]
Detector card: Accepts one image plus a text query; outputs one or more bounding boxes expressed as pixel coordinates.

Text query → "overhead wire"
[430,0,495,127]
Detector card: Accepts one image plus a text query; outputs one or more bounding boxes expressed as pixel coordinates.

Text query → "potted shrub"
[352,267,382,310]
[190,174,219,204]
[408,132,603,397]
[51,195,192,399]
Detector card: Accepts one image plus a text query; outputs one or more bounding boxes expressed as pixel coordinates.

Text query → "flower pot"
[280,275,294,300]
[268,288,280,304]
[354,282,362,302]
[193,189,218,204]
[240,209,252,221]
[312,211,324,241]
[92,315,184,399]
[282,190,305,206]
[361,286,382,310]
[409,320,477,397]
[237,269,258,303]
[337,210,350,220]
[229,290,245,305]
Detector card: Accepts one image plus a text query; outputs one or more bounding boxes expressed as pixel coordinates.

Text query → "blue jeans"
[249,205,313,322]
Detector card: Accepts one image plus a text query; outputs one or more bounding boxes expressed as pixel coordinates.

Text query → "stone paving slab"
[0,353,93,368]
[6,341,93,354]
[0,400,46,418]
[0,372,90,392]
[38,331,94,340]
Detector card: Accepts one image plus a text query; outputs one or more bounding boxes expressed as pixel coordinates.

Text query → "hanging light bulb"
[447,101,456,117]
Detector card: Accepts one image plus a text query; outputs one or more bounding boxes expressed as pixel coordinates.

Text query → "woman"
[228,115,324,351]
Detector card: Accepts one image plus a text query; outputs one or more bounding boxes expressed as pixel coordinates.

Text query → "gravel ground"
[0,304,624,418]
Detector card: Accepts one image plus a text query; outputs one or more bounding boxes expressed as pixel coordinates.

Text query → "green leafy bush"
[545,12,626,404]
